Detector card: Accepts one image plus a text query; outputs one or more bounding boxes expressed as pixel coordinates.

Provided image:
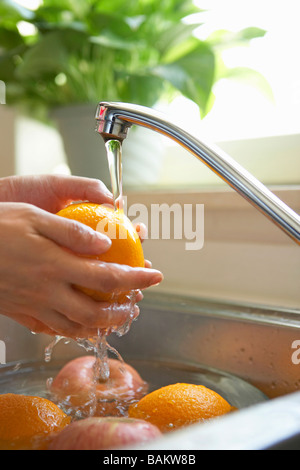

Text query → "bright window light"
[17,20,37,36]
[172,0,300,141]
[13,0,43,10]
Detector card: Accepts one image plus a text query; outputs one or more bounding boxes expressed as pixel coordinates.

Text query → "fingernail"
[95,232,112,247]
[151,271,164,284]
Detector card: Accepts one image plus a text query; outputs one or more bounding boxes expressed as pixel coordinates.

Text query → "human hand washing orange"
[56,202,147,303]
[0,175,163,338]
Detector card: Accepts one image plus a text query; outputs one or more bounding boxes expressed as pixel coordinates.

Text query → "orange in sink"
[0,393,71,450]
[128,383,235,432]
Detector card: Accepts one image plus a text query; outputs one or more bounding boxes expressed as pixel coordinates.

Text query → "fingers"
[10,293,141,339]
[7,253,155,339]
[0,196,161,340]
[8,312,57,337]
[135,290,144,302]
[135,222,148,243]
[49,175,114,212]
[65,257,163,294]
[9,278,144,338]
[35,209,112,255]
[54,285,141,332]
[1,175,114,213]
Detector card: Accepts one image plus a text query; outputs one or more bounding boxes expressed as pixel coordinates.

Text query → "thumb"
[36,210,112,255]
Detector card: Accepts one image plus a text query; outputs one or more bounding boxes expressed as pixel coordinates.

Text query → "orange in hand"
[0,393,71,450]
[128,383,235,432]
[56,202,145,303]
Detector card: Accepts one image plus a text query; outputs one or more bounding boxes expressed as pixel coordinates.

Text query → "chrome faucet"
[95,101,300,244]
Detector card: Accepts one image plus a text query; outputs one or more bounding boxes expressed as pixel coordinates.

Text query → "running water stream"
[44,137,136,401]
[105,139,124,212]
[88,138,126,383]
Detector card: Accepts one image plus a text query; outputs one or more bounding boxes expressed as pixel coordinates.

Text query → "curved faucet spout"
[95,101,300,244]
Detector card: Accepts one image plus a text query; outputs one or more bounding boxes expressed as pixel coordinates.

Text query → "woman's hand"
[0,174,114,212]
[0,175,163,338]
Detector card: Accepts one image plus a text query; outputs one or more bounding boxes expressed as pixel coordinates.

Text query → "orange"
[0,393,71,450]
[128,383,235,432]
[56,202,145,303]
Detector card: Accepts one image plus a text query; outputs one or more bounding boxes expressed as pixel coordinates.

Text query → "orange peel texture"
[56,203,145,303]
[0,393,71,450]
[129,383,235,432]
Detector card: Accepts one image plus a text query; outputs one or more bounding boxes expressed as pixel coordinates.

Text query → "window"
[156,0,300,189]
[9,0,300,189]
[178,0,300,140]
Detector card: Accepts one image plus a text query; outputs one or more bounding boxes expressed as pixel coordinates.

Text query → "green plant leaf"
[161,35,201,64]
[236,27,266,41]
[31,5,70,25]
[41,0,93,19]
[154,41,215,113]
[87,11,134,37]
[89,0,137,15]
[89,33,140,51]
[208,27,266,49]
[155,21,203,59]
[222,66,274,101]
[0,0,34,26]
[15,32,68,78]
[0,0,269,119]
[0,26,24,49]
[0,54,17,81]
[116,72,166,107]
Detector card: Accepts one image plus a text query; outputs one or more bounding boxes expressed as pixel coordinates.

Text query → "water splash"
[44,335,64,363]
[43,139,140,415]
[75,290,139,382]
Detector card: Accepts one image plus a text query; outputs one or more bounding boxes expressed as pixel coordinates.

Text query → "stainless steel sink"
[0,291,300,450]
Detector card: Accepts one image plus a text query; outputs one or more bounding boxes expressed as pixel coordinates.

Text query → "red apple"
[48,417,162,450]
[50,356,148,417]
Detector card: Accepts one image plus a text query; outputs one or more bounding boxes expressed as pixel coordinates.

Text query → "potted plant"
[0,0,267,187]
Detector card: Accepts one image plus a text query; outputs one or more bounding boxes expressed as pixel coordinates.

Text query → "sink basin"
[0,291,300,449]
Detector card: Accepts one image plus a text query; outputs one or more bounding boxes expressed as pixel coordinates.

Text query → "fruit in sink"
[48,416,161,450]
[128,383,235,432]
[56,202,145,303]
[0,393,71,450]
[50,356,148,417]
